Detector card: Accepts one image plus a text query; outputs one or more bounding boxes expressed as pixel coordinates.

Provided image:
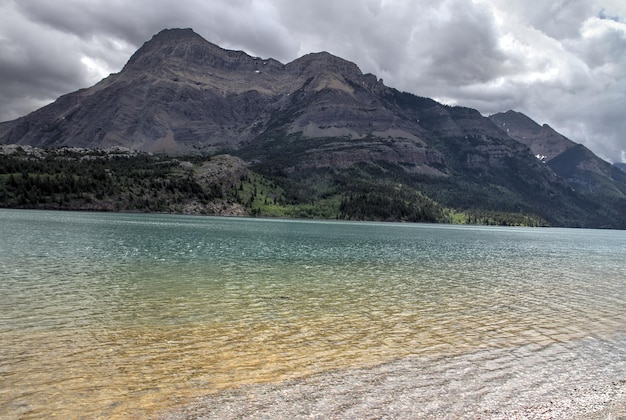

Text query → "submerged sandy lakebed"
[2,211,625,418]
[160,333,626,419]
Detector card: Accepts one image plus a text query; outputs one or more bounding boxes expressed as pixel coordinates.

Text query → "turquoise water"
[1,209,625,418]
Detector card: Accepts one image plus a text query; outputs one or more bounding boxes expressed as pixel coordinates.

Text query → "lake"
[1,209,625,418]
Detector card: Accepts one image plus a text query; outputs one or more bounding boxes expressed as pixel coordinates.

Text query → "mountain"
[1,28,625,228]
[0,28,289,153]
[0,28,443,172]
[489,110,575,161]
[490,111,626,198]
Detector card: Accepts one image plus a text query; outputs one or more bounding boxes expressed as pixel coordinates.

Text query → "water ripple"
[1,211,624,418]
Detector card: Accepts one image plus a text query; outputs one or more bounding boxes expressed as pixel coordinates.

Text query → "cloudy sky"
[1,0,625,163]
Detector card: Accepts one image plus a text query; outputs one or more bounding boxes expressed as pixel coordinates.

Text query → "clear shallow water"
[0,209,625,418]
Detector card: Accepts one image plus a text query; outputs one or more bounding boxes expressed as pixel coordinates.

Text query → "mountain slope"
[489,110,575,161]
[490,110,626,199]
[0,29,295,152]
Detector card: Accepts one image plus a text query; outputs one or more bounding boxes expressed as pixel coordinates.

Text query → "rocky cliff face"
[0,29,292,152]
[490,110,626,197]
[489,110,575,161]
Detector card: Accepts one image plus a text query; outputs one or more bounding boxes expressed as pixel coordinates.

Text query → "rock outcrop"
[489,110,575,161]
[490,110,626,197]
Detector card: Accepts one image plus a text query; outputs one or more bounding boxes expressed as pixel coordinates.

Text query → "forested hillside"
[0,146,568,227]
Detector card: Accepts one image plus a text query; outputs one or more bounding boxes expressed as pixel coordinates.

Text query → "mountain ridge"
[489,110,576,161]
[490,110,626,198]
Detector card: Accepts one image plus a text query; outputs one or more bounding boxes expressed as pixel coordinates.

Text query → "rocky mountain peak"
[287,51,362,79]
[151,27,201,42]
[489,110,575,160]
[122,28,242,74]
[490,110,540,133]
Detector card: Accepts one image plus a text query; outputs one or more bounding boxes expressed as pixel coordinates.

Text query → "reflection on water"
[0,210,625,418]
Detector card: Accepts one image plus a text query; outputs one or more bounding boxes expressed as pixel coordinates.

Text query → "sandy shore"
[159,334,626,419]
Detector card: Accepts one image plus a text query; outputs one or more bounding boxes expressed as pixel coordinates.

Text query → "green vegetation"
[0,147,344,218]
[1,146,622,228]
[0,148,228,213]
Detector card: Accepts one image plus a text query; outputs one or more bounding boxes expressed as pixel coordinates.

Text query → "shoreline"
[159,334,626,419]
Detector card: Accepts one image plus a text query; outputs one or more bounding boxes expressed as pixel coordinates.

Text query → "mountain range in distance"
[1,28,625,229]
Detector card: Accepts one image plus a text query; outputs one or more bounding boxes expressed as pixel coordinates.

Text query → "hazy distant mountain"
[490,110,626,199]
[1,28,624,228]
[489,110,575,161]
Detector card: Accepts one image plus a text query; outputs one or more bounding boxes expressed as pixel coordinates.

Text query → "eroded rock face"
[490,110,626,197]
[489,110,575,161]
[0,29,289,152]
